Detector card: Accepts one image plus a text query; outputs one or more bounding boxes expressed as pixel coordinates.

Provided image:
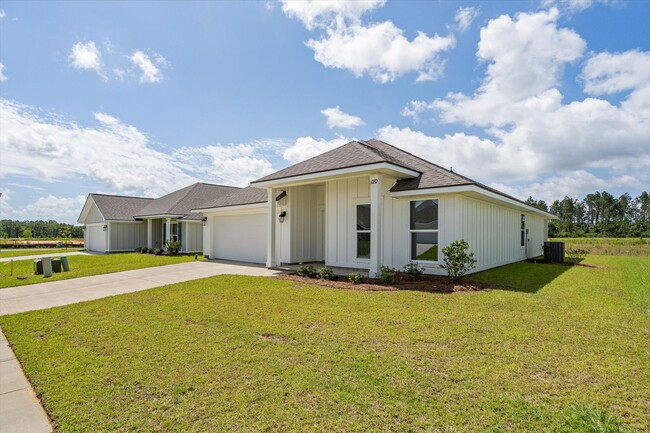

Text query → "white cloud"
[321,106,365,129]
[450,7,479,32]
[434,8,585,126]
[401,100,436,122]
[69,41,104,77]
[581,50,650,95]
[283,136,351,164]
[281,0,385,30]
[282,0,454,83]
[308,22,455,83]
[129,51,163,83]
[0,9,5,19]
[10,195,88,224]
[0,63,6,82]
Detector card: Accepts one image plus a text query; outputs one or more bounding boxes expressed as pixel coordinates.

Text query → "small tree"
[22,229,33,239]
[440,239,477,282]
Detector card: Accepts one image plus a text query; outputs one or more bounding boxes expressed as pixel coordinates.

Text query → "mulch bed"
[275,273,491,293]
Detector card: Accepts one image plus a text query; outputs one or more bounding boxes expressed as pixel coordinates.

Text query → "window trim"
[409,199,439,263]
[520,214,526,248]
[355,203,371,260]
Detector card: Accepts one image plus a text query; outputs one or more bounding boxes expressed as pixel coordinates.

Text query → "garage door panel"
[86,225,106,252]
[212,214,266,264]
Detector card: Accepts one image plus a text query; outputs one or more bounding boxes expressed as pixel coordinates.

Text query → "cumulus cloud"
[283,135,351,164]
[0,63,6,82]
[282,0,455,83]
[281,0,385,30]
[0,99,288,199]
[129,51,164,83]
[450,7,479,32]
[69,41,104,77]
[10,195,88,224]
[321,106,365,129]
[581,50,650,95]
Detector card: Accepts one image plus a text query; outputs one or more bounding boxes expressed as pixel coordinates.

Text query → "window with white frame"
[520,214,526,247]
[356,204,371,259]
[410,199,439,261]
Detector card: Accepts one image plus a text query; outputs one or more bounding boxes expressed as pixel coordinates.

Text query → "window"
[170,222,178,242]
[410,200,438,261]
[356,204,371,259]
[520,214,526,247]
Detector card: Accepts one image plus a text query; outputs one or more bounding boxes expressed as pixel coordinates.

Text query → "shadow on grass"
[471,261,572,294]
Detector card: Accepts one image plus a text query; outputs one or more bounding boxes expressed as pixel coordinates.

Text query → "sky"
[0,0,648,224]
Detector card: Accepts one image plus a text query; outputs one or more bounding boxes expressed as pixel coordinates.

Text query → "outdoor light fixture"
[278,210,287,223]
[202,217,208,226]
[102,225,107,231]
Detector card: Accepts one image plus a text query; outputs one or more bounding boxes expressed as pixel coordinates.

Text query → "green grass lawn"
[552,237,650,256]
[0,253,202,289]
[0,255,647,432]
[0,248,83,259]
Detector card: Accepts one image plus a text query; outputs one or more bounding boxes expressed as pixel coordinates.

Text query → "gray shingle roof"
[251,139,472,191]
[90,194,154,221]
[193,186,285,210]
[134,183,240,220]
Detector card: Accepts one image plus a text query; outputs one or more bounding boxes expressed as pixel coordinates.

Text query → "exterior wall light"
[278,210,287,223]
[202,217,208,226]
[103,224,107,231]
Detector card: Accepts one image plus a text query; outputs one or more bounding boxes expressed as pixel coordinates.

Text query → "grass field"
[0,253,202,289]
[0,254,647,432]
[552,237,650,256]
[0,248,83,259]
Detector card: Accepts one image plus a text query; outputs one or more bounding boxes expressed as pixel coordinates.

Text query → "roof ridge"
[196,182,240,189]
[367,138,475,183]
[90,193,154,200]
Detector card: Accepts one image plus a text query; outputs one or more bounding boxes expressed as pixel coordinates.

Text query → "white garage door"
[86,225,106,252]
[212,213,267,264]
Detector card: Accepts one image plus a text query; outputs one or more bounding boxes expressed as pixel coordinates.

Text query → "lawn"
[0,248,83,259]
[0,253,202,289]
[0,255,647,432]
[552,237,650,256]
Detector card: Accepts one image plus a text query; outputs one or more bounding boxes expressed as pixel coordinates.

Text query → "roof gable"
[134,183,240,220]
[79,194,154,222]
[193,186,285,210]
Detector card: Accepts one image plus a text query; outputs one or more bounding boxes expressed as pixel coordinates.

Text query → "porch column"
[266,188,277,268]
[105,222,111,253]
[203,217,211,259]
[164,217,171,250]
[147,219,153,249]
[369,174,383,278]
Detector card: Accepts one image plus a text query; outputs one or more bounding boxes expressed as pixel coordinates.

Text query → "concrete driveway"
[0,260,283,316]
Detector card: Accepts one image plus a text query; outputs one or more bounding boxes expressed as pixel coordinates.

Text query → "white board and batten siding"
[285,185,325,264]
[109,222,147,252]
[85,224,107,252]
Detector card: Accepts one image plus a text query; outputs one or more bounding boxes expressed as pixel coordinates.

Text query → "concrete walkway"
[0,251,94,263]
[0,260,283,316]
[0,260,284,432]
[0,331,52,433]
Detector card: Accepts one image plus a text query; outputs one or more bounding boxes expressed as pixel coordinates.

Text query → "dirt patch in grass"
[275,273,491,293]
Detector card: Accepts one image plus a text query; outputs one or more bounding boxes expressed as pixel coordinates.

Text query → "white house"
[78,183,238,253]
[195,139,555,276]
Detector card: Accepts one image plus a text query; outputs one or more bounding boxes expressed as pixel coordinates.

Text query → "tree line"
[0,219,84,239]
[525,191,650,237]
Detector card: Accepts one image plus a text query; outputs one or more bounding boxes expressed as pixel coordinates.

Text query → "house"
[195,139,555,276]
[78,183,238,253]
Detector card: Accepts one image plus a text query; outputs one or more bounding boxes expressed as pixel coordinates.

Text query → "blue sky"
[1,0,648,224]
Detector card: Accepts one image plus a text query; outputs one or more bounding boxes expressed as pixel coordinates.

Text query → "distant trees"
[0,220,83,239]
[527,191,650,237]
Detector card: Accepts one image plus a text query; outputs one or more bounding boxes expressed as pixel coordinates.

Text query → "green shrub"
[154,249,162,256]
[296,263,316,278]
[403,261,424,280]
[378,266,396,284]
[164,240,182,255]
[440,239,477,282]
[348,273,363,285]
[134,247,141,253]
[566,248,588,263]
[317,266,337,280]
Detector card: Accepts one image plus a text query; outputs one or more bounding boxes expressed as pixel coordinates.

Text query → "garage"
[211,212,267,264]
[85,224,106,252]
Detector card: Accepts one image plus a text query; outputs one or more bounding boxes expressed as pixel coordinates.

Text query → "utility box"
[33,259,43,275]
[543,242,565,263]
[52,259,62,273]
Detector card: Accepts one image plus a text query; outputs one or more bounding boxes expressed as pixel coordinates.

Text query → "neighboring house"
[77,194,154,253]
[195,139,556,276]
[78,183,238,253]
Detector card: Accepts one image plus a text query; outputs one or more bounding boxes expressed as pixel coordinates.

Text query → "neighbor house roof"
[252,139,470,190]
[85,194,154,222]
[134,183,240,220]
[193,186,285,211]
